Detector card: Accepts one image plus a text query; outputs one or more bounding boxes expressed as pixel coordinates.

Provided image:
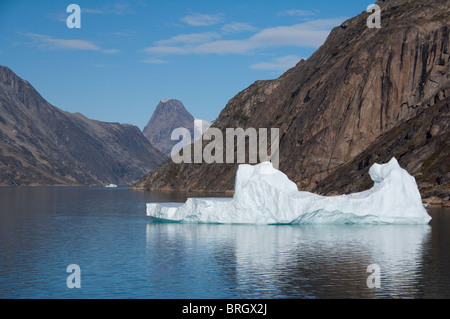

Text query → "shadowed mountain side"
[0,66,167,186]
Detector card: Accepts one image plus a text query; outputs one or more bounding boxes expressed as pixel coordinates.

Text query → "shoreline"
[131,186,450,208]
[1,184,448,207]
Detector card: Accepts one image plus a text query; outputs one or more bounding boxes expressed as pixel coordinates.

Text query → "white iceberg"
[146,158,432,224]
[105,184,117,188]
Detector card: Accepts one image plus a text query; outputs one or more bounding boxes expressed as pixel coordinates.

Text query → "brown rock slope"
[0,66,167,186]
[132,0,449,205]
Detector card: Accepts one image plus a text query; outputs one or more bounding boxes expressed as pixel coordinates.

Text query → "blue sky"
[0,0,370,129]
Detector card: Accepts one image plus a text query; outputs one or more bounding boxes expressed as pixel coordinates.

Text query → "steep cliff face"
[0,66,167,186]
[314,96,449,206]
[132,0,449,204]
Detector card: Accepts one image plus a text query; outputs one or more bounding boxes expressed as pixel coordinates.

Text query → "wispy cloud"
[250,55,302,71]
[155,32,221,46]
[221,22,258,33]
[47,12,67,23]
[47,2,135,23]
[144,18,343,56]
[181,13,224,26]
[82,8,106,14]
[108,29,138,37]
[83,3,135,15]
[23,33,118,54]
[96,29,138,43]
[278,9,316,17]
[25,33,101,51]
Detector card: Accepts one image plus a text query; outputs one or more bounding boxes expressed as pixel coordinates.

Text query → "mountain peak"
[153,98,191,117]
[155,98,188,112]
[143,99,195,156]
[0,65,13,74]
[0,65,30,90]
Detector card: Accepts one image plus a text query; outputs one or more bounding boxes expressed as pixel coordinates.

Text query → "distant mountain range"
[142,98,211,157]
[0,66,167,186]
[132,0,449,206]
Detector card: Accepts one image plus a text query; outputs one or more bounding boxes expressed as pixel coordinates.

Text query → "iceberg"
[146,158,432,224]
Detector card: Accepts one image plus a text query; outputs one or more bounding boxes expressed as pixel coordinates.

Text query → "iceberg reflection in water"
[145,222,431,298]
[146,158,431,224]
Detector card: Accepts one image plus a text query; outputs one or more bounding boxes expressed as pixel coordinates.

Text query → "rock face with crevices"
[133,0,449,205]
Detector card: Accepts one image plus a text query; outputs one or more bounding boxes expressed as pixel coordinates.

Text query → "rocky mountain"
[132,0,449,206]
[0,66,167,186]
[142,98,211,156]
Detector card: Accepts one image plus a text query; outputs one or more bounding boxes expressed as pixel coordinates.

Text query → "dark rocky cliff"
[132,0,449,205]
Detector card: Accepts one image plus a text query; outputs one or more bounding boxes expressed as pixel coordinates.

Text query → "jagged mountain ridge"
[143,99,195,156]
[142,98,211,156]
[0,66,168,186]
[132,0,449,205]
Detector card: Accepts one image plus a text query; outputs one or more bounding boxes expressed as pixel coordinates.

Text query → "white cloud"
[221,22,258,33]
[181,13,224,26]
[193,39,254,54]
[155,32,221,46]
[23,33,119,54]
[109,29,138,37]
[144,45,191,55]
[82,8,106,14]
[47,12,67,23]
[141,58,169,64]
[250,55,302,71]
[83,3,135,15]
[249,20,335,48]
[144,18,343,55]
[25,33,101,51]
[279,9,315,17]
[47,3,135,23]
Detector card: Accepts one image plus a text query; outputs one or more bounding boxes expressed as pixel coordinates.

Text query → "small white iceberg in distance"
[146,158,432,224]
[105,184,117,188]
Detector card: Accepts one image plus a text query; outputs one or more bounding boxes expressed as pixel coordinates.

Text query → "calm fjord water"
[0,186,449,299]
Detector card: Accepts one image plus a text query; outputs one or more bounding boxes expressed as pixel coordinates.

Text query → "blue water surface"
[0,186,449,299]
